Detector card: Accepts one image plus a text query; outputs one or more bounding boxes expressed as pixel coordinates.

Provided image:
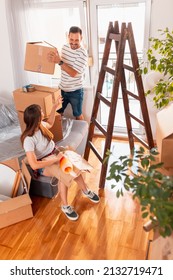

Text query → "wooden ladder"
[84,21,154,189]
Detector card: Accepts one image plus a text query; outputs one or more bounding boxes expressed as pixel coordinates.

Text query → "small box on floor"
[0,157,33,229]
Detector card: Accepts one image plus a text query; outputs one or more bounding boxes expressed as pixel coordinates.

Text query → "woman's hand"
[42,152,64,163]
[53,95,63,111]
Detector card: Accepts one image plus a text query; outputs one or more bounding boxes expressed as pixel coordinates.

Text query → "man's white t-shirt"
[59,43,88,92]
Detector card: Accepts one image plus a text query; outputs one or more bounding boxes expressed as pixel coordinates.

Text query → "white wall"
[150,0,173,37]
[0,0,173,102]
[145,0,173,139]
[0,0,15,103]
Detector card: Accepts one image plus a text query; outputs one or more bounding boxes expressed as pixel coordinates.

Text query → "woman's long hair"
[21,104,53,145]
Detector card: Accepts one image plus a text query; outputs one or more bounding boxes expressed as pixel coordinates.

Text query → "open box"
[24,41,56,74]
[0,157,33,229]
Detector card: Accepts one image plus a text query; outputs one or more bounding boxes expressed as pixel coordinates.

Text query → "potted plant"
[140,28,173,109]
[104,146,173,238]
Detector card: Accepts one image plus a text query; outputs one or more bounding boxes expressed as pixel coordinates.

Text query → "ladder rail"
[127,22,154,149]
[84,22,115,160]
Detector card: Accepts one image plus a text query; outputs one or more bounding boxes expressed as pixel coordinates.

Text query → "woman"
[21,97,99,221]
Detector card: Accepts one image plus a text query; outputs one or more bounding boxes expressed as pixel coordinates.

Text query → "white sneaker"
[83,190,100,203]
[61,205,79,221]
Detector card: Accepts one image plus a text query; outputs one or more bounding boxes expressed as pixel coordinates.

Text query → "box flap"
[1,157,20,171]
[0,194,32,214]
[21,160,31,191]
[26,41,56,48]
[27,41,43,45]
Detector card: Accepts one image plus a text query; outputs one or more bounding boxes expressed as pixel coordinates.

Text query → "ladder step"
[131,132,150,149]
[125,89,140,100]
[109,33,121,41]
[103,65,115,75]
[92,118,107,136]
[123,64,134,72]
[97,92,111,107]
[128,112,144,126]
[88,141,103,163]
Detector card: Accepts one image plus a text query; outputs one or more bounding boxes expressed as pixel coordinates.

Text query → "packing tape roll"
[60,156,73,174]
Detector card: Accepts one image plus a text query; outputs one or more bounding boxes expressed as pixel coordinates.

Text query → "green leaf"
[142,212,149,218]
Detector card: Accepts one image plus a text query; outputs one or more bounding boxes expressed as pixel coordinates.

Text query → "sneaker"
[61,205,79,221]
[83,190,100,203]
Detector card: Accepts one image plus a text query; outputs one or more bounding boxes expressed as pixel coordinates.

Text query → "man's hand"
[47,49,61,64]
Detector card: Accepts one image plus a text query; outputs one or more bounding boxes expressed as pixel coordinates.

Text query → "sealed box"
[0,158,33,229]
[13,89,52,117]
[24,41,56,74]
[156,103,173,168]
[48,113,63,142]
[13,86,61,117]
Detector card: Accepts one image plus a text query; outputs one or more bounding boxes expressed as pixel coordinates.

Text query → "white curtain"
[5,0,42,88]
[5,0,88,88]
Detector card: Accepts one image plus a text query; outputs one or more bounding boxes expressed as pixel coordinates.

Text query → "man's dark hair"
[69,26,82,35]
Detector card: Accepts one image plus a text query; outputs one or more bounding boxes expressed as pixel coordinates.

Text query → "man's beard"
[70,43,79,50]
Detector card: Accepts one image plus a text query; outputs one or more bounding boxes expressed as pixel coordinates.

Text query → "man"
[48,26,88,120]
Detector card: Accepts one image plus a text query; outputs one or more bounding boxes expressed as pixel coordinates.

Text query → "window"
[89,0,151,134]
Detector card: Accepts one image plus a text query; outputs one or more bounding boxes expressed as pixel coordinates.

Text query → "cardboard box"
[13,86,61,117]
[156,103,173,168]
[149,230,173,260]
[17,111,63,142]
[151,154,173,176]
[0,158,33,229]
[49,113,63,142]
[31,84,60,103]
[24,41,56,74]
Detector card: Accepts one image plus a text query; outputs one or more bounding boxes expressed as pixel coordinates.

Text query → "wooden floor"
[0,138,149,260]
